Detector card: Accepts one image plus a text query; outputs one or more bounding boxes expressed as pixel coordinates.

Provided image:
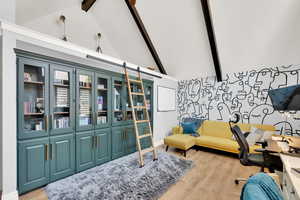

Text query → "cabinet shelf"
[24,80,44,85]
[98,110,107,113]
[24,113,44,116]
[54,112,69,115]
[80,86,92,89]
[54,83,69,87]
[97,88,108,91]
[114,84,122,87]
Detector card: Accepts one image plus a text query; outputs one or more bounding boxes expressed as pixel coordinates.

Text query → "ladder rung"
[129,79,142,84]
[133,106,146,109]
[131,92,144,96]
[138,133,151,139]
[141,147,154,155]
[136,120,149,123]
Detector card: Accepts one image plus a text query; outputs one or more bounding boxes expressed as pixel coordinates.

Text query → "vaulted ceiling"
[16,0,215,80]
[16,0,300,80]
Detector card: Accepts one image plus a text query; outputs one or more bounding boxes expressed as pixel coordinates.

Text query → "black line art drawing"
[177,65,300,136]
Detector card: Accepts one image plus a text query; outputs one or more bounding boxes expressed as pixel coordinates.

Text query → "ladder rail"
[124,66,144,166]
[137,70,158,160]
[123,63,157,167]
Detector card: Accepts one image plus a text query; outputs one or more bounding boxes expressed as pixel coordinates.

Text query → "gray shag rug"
[45,151,193,200]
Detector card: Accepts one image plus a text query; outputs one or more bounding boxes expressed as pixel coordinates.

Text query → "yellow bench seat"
[164,134,195,150]
[195,136,261,154]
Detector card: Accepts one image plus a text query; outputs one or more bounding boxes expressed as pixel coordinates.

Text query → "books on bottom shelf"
[79,115,91,126]
[54,117,69,129]
[97,116,107,124]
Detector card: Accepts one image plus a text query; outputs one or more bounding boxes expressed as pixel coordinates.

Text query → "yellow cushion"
[199,120,276,140]
[199,120,233,139]
[172,126,183,135]
[195,136,261,154]
[164,134,195,150]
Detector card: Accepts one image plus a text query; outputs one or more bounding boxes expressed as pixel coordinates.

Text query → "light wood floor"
[20,146,259,200]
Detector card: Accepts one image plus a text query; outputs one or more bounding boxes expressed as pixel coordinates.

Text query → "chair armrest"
[256,141,268,148]
[172,126,183,135]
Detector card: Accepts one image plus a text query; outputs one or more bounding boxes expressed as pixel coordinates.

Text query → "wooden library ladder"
[123,62,158,167]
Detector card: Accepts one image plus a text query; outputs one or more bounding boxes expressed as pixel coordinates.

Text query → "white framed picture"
[157,86,176,112]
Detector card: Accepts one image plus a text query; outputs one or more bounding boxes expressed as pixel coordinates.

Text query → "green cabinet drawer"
[76,131,95,172]
[95,128,111,165]
[50,134,75,182]
[125,125,137,154]
[18,138,50,194]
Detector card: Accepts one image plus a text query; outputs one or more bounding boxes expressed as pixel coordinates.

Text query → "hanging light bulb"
[96,33,103,53]
[59,15,68,41]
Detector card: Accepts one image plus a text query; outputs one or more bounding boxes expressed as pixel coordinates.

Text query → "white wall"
[153,77,178,146]
[16,0,157,71]
[0,0,15,22]
[0,31,18,200]
[23,4,120,59]
[136,0,215,80]
[210,0,300,77]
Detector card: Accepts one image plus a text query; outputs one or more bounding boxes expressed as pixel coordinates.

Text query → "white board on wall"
[157,86,176,112]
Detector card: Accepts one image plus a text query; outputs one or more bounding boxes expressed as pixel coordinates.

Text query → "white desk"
[280,154,300,200]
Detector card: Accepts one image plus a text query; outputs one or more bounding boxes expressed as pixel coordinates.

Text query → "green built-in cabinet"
[16,53,153,194]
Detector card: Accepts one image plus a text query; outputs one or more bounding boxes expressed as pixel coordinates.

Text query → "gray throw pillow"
[246,127,264,146]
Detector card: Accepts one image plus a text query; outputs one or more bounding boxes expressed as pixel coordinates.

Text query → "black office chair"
[231,125,282,184]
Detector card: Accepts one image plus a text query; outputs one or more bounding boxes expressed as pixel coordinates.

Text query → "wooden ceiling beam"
[82,0,97,12]
[200,0,222,82]
[124,0,167,75]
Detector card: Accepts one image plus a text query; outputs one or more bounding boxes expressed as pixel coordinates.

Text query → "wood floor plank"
[19,146,259,200]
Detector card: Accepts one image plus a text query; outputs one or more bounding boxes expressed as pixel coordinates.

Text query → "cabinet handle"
[95,135,98,147]
[125,129,127,139]
[91,136,94,149]
[44,115,48,130]
[45,144,49,160]
[50,144,54,160]
[94,112,97,125]
[49,114,52,130]
[97,136,100,147]
[92,136,96,149]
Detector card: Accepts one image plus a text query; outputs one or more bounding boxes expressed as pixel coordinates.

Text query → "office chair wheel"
[235,180,239,185]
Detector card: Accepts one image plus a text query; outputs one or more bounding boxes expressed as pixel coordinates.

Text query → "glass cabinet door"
[144,83,153,121]
[76,70,94,131]
[50,65,75,135]
[112,77,126,125]
[18,58,49,139]
[95,74,111,129]
[130,80,144,122]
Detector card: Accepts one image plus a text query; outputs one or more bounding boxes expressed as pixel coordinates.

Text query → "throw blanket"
[241,173,283,200]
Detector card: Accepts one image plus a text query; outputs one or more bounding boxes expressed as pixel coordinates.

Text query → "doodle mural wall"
[177,65,300,136]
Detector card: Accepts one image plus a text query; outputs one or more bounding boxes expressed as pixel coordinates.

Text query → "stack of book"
[56,87,69,107]
[80,89,91,125]
[80,89,90,115]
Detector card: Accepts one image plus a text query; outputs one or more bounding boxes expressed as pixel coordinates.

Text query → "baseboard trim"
[1,190,18,200]
[154,139,164,147]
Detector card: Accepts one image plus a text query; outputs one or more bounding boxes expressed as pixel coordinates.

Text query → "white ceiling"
[16,0,81,24]
[15,0,216,79]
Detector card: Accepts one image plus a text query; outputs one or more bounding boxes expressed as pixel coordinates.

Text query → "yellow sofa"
[164,120,276,156]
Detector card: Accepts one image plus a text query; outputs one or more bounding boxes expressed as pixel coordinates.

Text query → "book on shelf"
[54,116,69,129]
